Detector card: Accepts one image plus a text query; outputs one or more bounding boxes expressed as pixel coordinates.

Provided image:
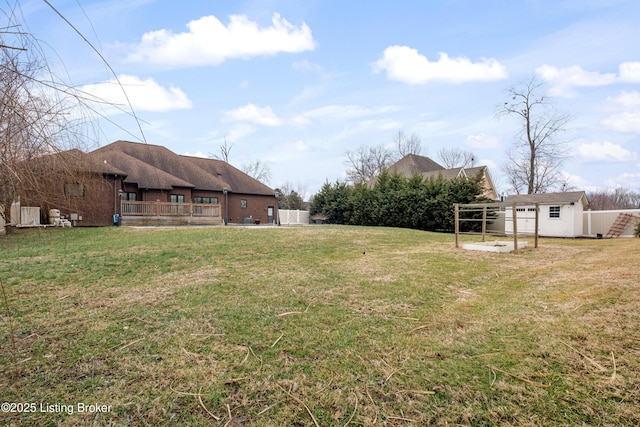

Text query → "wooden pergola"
[454,202,540,253]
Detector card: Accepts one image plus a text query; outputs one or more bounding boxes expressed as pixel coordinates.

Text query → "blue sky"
[16,0,640,197]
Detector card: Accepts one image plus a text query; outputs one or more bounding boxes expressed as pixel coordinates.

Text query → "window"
[194,196,218,204]
[549,206,560,218]
[240,199,247,208]
[170,194,185,203]
[64,183,84,197]
[121,192,137,201]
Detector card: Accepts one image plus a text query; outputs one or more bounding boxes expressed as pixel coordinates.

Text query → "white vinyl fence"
[486,209,639,238]
[583,209,640,238]
[278,210,309,225]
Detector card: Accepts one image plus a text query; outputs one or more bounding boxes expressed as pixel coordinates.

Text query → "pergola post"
[454,203,460,248]
[512,202,518,254]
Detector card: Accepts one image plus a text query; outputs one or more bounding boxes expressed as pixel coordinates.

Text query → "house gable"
[388,154,498,200]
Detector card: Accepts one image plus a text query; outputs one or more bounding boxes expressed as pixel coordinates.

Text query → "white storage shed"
[504,191,588,238]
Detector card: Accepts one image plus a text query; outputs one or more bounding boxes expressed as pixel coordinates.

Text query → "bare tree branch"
[497,77,572,194]
[211,138,233,163]
[393,130,423,160]
[436,147,476,169]
[345,144,393,183]
[241,159,272,184]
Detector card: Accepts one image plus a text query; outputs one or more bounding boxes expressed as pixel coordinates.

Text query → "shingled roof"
[387,154,498,200]
[36,148,128,177]
[89,149,194,190]
[89,140,274,195]
[388,154,444,176]
[182,155,275,196]
[504,191,588,205]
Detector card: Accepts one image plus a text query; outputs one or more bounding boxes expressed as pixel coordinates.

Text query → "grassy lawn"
[1,225,639,426]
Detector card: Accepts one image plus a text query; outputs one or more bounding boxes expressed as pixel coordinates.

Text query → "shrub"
[310,171,484,232]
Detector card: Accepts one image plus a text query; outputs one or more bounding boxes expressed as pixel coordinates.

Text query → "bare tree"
[241,159,272,184]
[211,138,233,163]
[275,181,307,210]
[587,188,640,210]
[345,144,393,183]
[436,147,476,169]
[498,77,572,194]
[393,130,423,159]
[0,41,88,231]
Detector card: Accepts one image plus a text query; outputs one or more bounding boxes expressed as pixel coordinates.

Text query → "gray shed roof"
[504,191,588,205]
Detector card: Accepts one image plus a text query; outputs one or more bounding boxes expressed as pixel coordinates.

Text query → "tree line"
[310,169,488,232]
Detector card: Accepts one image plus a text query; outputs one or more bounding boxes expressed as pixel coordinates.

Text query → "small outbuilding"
[504,191,589,238]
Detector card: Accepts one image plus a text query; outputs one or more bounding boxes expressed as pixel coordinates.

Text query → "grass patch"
[1,226,639,426]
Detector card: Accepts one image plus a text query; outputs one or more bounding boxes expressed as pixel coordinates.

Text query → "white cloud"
[536,64,616,96]
[373,45,507,84]
[127,13,315,66]
[465,133,502,149]
[536,62,640,96]
[224,104,282,126]
[536,65,616,87]
[619,61,640,82]
[304,104,400,120]
[182,151,208,158]
[609,90,640,107]
[81,74,192,113]
[223,103,309,127]
[284,140,311,152]
[602,112,640,133]
[576,141,637,161]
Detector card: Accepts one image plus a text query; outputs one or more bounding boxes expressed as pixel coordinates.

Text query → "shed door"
[519,207,537,234]
[267,206,274,224]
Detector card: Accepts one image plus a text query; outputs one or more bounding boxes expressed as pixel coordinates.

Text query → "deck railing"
[121,201,221,218]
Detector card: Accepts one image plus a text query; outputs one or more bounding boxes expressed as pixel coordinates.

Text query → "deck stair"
[605,213,635,238]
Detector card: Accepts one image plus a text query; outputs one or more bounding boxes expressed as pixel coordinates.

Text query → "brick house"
[88,141,278,225]
[21,149,126,227]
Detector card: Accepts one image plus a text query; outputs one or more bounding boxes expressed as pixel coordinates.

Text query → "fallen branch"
[488,365,550,388]
[257,402,278,416]
[198,393,221,421]
[560,340,607,372]
[342,392,358,427]
[112,337,145,352]
[170,383,221,421]
[277,304,310,317]
[223,404,232,427]
[277,384,319,427]
[410,324,430,333]
[609,352,617,383]
[395,389,436,396]
[271,333,284,348]
[387,415,419,423]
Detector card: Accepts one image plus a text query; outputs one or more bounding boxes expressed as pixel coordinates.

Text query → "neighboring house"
[503,191,589,238]
[89,141,278,225]
[21,149,127,227]
[388,154,498,200]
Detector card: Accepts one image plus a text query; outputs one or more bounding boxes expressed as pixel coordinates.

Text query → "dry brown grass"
[1,226,638,426]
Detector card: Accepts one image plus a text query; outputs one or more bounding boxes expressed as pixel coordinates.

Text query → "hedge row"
[310,170,488,232]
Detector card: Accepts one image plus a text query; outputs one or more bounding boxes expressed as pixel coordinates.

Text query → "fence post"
[512,202,518,253]
[534,203,539,249]
[482,206,487,242]
[454,203,460,248]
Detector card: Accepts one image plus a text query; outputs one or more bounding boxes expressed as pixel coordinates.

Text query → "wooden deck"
[120,201,223,225]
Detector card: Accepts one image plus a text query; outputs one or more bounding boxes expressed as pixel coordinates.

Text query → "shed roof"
[504,191,588,205]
